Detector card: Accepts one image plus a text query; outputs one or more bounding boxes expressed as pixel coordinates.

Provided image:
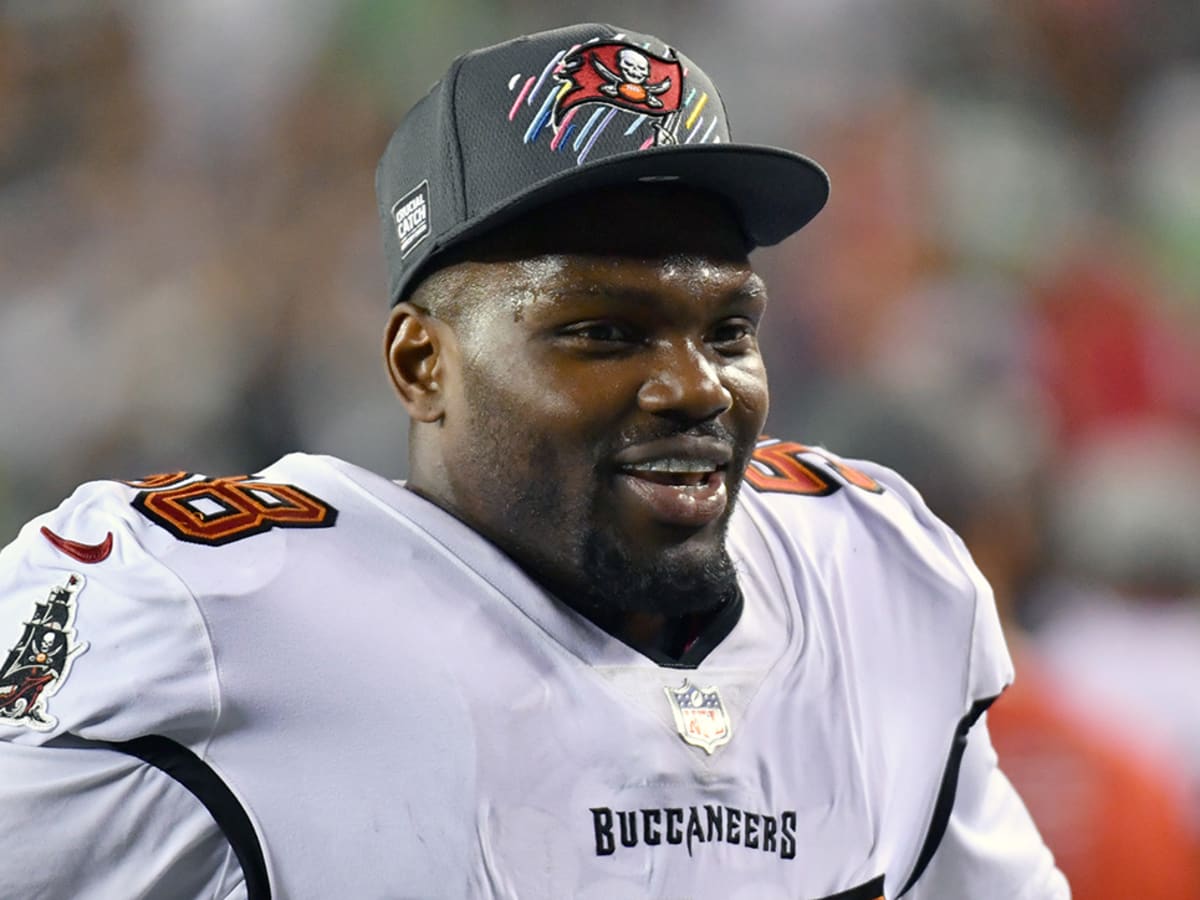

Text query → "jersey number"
[744,440,883,497]
[132,476,337,545]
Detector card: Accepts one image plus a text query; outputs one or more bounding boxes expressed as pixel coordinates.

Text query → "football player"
[0,23,1068,899]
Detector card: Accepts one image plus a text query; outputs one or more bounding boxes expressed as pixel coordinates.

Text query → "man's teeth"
[623,458,718,474]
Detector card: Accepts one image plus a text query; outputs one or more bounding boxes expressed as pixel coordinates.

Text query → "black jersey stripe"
[816,872,885,899]
[897,695,998,897]
[102,734,271,899]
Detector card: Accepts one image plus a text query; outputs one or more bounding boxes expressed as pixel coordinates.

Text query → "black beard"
[453,368,751,622]
[553,421,750,621]
[566,519,742,619]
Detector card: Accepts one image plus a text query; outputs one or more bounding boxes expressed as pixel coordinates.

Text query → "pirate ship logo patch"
[665,679,732,754]
[0,574,89,731]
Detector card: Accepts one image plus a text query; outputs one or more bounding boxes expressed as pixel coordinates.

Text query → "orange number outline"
[744,439,884,497]
[132,476,337,545]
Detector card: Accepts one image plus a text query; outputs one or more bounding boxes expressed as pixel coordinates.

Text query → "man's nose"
[636,340,733,422]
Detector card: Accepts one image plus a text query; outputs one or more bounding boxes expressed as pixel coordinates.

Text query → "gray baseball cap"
[376,22,829,306]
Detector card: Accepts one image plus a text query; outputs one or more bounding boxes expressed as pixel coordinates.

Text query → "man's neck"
[583,599,735,664]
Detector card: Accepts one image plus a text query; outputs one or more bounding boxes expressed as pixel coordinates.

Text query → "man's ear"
[384,303,450,423]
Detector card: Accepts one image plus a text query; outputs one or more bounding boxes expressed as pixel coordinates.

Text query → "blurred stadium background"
[2,0,1199,892]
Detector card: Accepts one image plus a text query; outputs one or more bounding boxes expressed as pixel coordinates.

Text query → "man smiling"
[394,187,764,659]
[0,23,1068,900]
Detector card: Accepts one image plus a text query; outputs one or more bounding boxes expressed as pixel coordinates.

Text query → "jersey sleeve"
[0,479,233,896]
[841,459,1065,897]
[905,714,1071,899]
[0,739,245,899]
[852,456,1015,709]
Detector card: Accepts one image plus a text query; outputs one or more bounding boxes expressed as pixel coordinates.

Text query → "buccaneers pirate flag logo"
[553,41,685,144]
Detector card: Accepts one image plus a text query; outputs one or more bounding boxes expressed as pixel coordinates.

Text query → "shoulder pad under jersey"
[0,474,222,746]
[736,437,1013,709]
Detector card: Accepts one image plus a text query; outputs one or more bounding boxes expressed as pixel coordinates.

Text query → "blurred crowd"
[2,0,1199,893]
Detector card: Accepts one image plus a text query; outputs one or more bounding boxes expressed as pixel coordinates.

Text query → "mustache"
[603,420,744,459]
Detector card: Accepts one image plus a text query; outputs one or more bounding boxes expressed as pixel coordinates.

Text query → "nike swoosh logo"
[40,526,114,564]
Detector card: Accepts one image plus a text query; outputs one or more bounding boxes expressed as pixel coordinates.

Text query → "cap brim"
[400,143,827,302]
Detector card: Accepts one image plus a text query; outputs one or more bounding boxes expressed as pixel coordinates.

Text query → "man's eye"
[710,320,755,350]
[561,322,636,343]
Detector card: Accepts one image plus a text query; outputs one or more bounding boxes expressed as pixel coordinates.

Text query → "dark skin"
[385,187,769,656]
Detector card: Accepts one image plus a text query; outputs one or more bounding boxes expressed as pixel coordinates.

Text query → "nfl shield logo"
[665,679,732,754]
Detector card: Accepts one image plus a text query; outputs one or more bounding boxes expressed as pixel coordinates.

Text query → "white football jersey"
[0,439,1068,899]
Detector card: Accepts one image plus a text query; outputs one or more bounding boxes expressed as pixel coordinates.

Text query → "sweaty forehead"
[505,252,763,307]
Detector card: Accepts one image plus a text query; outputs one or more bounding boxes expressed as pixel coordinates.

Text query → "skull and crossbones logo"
[35,632,56,663]
[592,48,672,108]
